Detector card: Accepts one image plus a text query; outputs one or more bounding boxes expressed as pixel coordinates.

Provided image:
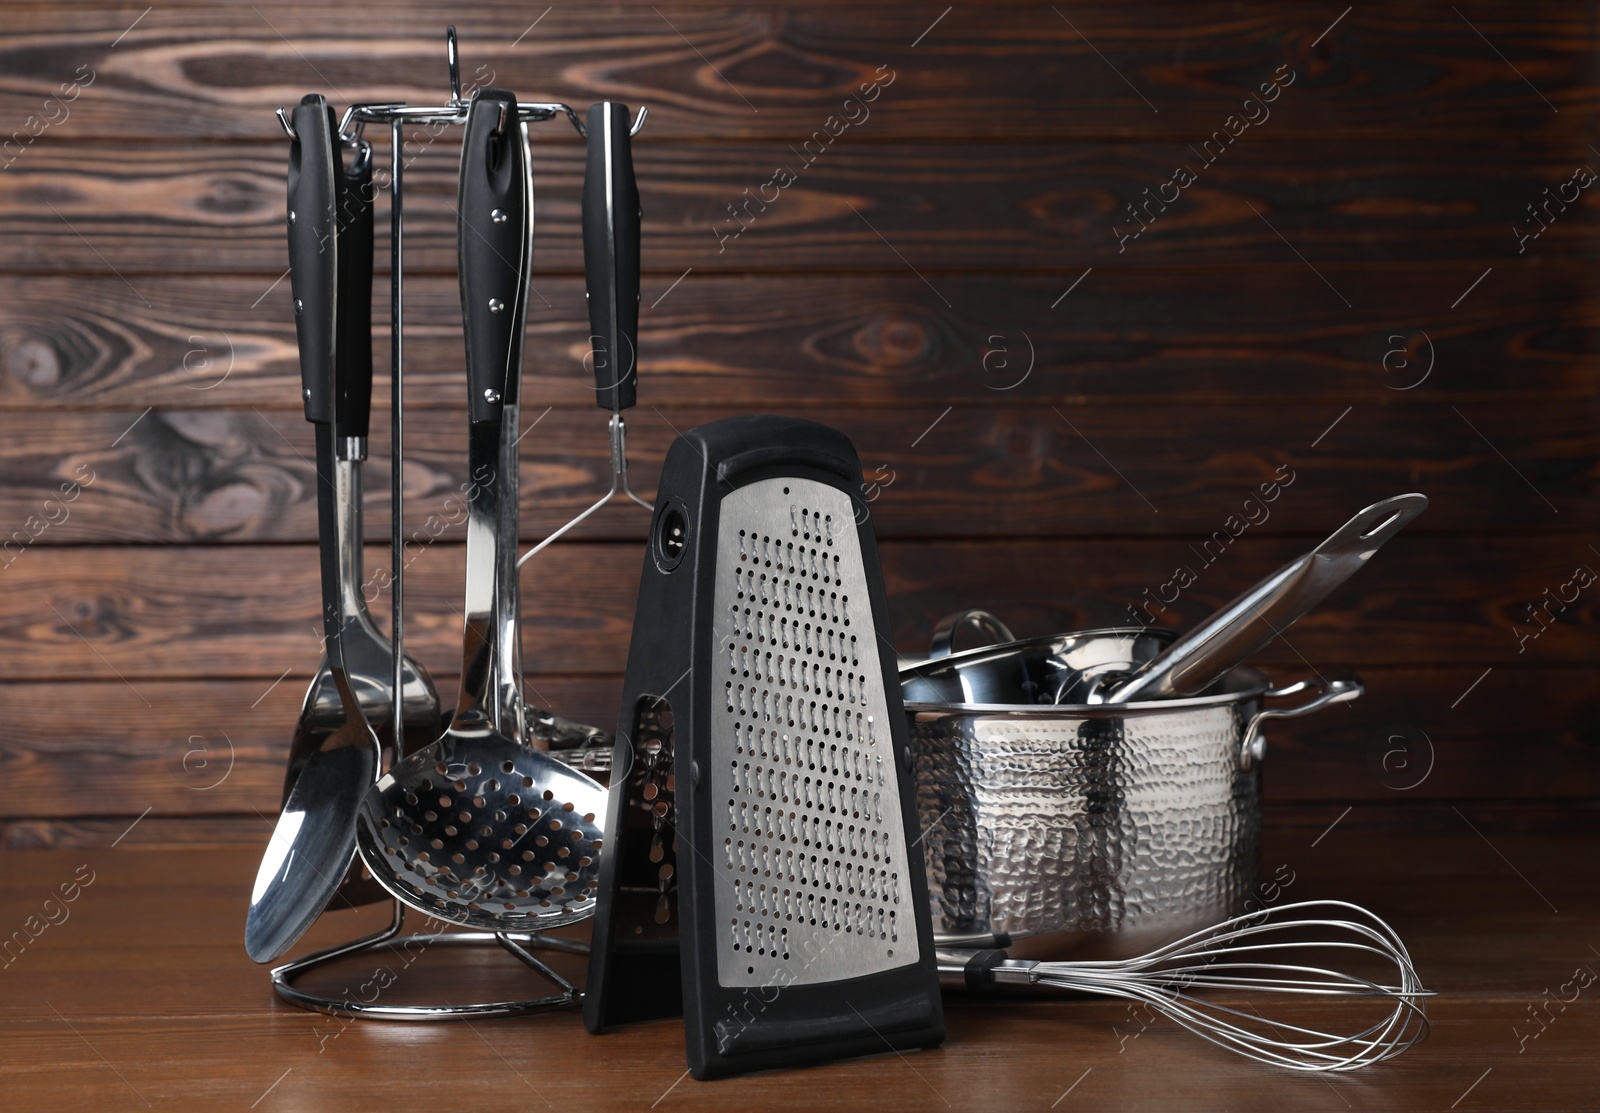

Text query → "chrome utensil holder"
[268,25,644,1021]
[272,902,589,1020]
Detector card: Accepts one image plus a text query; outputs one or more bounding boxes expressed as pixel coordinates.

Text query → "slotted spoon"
[355,89,604,931]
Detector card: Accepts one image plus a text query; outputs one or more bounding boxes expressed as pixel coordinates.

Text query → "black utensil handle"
[951,948,1009,992]
[287,94,338,425]
[335,140,374,441]
[458,88,528,425]
[582,102,640,411]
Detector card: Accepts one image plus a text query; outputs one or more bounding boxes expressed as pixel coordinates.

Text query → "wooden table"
[2,814,1595,1111]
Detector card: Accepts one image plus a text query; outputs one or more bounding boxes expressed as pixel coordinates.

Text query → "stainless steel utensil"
[276,130,443,911]
[355,89,605,932]
[516,100,651,569]
[1097,493,1428,703]
[248,96,387,962]
[514,102,647,772]
[283,437,443,795]
[940,900,1432,1070]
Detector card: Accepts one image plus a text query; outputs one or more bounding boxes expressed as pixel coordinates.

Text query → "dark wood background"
[0,2,1594,849]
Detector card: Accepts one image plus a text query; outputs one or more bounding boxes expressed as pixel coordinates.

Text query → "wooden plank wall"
[0,2,1594,848]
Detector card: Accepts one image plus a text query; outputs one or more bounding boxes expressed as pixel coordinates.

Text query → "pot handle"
[929,609,1017,659]
[1239,670,1363,771]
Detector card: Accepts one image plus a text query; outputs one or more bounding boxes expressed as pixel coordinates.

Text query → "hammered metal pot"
[902,624,1361,959]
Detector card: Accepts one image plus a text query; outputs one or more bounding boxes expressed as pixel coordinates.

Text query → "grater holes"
[719,484,906,980]
[788,506,837,548]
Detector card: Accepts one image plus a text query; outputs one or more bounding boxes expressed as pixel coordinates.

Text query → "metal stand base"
[270,900,588,1020]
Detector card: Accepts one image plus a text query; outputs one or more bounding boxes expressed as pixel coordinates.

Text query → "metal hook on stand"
[562,104,649,140]
[318,27,601,140]
[344,135,373,177]
[446,24,463,106]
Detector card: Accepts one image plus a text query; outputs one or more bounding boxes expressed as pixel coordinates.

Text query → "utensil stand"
[271,902,589,1020]
[268,25,638,1022]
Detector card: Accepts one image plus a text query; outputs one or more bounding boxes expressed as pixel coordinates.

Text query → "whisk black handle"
[936,948,1011,991]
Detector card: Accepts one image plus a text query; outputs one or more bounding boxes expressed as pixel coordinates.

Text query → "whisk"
[937,900,1433,1071]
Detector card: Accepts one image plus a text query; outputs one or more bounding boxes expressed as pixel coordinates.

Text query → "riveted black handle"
[458,88,529,425]
[582,102,640,411]
[335,140,374,440]
[286,94,338,425]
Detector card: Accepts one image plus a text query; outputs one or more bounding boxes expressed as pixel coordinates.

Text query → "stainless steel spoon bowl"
[282,449,442,798]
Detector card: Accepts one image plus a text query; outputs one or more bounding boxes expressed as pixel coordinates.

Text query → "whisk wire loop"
[949,899,1432,1071]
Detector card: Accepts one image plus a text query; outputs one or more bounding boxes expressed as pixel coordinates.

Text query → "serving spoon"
[276,127,443,912]
[247,95,390,962]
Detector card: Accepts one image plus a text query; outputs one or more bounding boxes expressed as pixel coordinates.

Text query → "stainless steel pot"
[902,618,1361,958]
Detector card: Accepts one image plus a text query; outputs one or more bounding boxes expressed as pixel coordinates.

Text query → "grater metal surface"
[710,477,915,988]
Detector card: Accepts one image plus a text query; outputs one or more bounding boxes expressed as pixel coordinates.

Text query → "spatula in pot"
[1095,493,1428,704]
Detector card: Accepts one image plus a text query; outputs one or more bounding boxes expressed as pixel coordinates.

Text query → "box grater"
[583,415,944,1078]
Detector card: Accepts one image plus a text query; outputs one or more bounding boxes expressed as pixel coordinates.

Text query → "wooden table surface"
[2,816,1596,1112]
